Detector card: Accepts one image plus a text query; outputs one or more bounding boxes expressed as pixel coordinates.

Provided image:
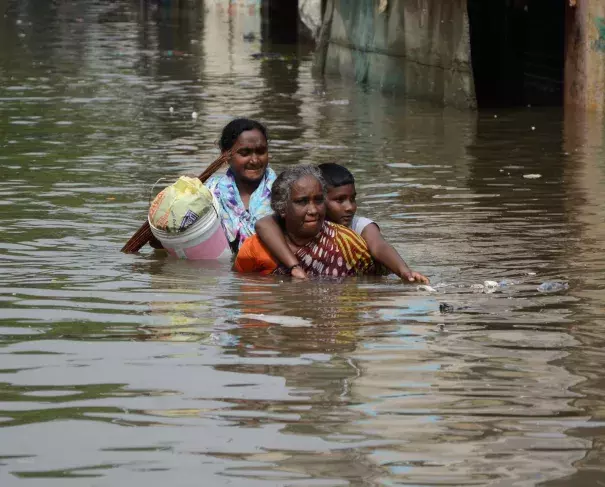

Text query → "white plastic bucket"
[149,195,230,260]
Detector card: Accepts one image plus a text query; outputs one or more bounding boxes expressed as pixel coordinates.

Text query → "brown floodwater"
[1,1,605,485]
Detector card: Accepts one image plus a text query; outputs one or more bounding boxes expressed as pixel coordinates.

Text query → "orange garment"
[233,235,279,275]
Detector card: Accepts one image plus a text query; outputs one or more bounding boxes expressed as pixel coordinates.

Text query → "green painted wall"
[323,0,476,108]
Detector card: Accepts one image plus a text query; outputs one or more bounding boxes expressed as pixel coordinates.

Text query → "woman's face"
[226,129,269,185]
[281,175,326,239]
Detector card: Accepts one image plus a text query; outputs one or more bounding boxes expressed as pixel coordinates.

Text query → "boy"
[255,163,429,283]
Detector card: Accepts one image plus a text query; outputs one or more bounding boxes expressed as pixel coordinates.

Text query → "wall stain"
[593,17,605,52]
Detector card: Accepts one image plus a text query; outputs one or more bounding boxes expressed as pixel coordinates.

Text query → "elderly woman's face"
[227,129,269,185]
[281,175,325,239]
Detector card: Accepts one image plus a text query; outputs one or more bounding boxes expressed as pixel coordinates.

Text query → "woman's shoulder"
[327,221,370,249]
[326,221,362,238]
[321,221,377,275]
[205,173,227,190]
[263,167,277,187]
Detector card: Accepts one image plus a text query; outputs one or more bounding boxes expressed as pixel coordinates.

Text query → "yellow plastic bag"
[148,176,214,233]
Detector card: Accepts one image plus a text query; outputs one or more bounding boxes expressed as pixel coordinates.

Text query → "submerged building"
[308,0,605,112]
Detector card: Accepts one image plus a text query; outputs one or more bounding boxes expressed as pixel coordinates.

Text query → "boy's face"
[326,184,357,226]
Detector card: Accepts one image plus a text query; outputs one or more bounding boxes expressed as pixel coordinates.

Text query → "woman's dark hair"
[271,164,327,216]
[317,163,355,187]
[219,118,268,151]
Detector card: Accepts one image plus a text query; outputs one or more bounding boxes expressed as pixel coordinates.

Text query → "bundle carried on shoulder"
[149,176,215,233]
[148,176,229,260]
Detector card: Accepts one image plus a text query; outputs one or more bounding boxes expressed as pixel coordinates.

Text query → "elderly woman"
[234,165,385,276]
[205,118,275,253]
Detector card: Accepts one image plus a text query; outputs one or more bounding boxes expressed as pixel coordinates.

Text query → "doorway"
[467,0,566,108]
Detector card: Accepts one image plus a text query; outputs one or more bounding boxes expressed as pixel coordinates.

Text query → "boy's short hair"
[317,163,355,188]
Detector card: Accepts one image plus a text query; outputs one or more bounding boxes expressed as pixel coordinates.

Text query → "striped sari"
[234,221,386,277]
[292,221,385,277]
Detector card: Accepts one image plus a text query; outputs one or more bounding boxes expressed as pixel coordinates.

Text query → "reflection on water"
[1,0,605,485]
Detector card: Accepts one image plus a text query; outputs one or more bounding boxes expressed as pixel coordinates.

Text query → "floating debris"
[327,99,350,106]
[498,279,517,287]
[537,281,569,293]
[191,111,198,120]
[483,280,499,293]
[417,284,437,292]
[439,303,454,314]
[240,313,313,327]
[523,174,542,179]
[251,52,290,61]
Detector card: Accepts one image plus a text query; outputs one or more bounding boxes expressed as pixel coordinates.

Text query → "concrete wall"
[565,1,605,114]
[321,0,476,108]
[299,0,323,40]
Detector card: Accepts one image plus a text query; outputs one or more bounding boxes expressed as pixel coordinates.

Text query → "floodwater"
[1,1,605,486]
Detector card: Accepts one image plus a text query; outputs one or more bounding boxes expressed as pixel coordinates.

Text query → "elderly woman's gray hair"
[270,164,327,216]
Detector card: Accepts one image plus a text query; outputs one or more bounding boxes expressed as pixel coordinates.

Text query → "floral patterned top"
[205,167,276,253]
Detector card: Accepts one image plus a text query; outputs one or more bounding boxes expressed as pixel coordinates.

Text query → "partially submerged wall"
[320,0,476,108]
[299,0,323,40]
[565,1,605,114]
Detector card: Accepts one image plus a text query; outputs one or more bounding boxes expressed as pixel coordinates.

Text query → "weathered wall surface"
[322,0,476,108]
[299,0,323,40]
[565,1,605,114]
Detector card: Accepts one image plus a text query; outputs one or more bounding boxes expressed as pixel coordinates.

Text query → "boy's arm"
[361,223,429,283]
[255,215,307,279]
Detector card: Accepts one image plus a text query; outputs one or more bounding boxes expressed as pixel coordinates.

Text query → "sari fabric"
[295,221,383,277]
[205,167,276,252]
[234,221,385,277]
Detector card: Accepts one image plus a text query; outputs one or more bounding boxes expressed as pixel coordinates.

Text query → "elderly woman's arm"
[255,215,307,278]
